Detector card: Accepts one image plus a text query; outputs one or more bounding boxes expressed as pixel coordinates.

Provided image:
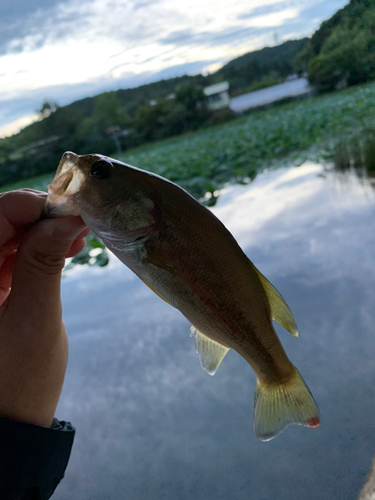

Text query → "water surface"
[55,162,375,500]
[229,78,310,113]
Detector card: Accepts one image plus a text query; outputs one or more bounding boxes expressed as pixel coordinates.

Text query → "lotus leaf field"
[3,81,375,268]
[3,82,375,199]
[116,81,375,202]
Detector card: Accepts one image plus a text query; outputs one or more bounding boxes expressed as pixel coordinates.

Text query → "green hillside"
[296,0,375,92]
[215,38,309,89]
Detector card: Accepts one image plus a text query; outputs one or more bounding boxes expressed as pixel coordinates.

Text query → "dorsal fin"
[190,327,230,376]
[251,263,299,337]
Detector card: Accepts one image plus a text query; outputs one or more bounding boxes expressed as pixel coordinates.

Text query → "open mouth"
[44,152,84,217]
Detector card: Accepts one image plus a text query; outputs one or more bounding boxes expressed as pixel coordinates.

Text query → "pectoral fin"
[139,246,177,306]
[251,263,299,337]
[145,247,177,275]
[190,327,229,376]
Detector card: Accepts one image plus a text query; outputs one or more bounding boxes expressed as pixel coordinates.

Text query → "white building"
[203,82,230,111]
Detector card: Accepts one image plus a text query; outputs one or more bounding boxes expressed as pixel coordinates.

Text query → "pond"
[229,77,311,113]
[54,161,375,500]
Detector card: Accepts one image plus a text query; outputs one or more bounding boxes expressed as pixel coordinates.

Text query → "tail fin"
[253,366,320,441]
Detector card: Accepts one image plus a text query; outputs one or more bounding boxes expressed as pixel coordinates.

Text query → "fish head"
[45,151,157,242]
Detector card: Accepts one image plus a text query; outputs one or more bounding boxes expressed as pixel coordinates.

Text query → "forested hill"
[214,38,309,88]
[0,38,307,186]
[79,38,309,117]
[295,0,375,91]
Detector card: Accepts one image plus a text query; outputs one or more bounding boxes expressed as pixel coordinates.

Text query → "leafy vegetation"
[134,84,210,142]
[63,234,109,272]
[116,82,375,202]
[295,0,375,92]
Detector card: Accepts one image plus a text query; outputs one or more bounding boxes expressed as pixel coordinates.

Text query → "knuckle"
[25,250,65,276]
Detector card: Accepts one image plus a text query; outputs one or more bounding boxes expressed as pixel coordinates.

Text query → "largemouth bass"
[45,151,320,441]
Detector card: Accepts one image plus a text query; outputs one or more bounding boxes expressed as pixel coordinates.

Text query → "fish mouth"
[44,151,84,217]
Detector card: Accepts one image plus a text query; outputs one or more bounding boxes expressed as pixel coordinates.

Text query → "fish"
[45,151,320,441]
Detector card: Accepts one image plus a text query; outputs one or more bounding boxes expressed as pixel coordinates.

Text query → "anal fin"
[190,327,229,376]
[251,263,299,337]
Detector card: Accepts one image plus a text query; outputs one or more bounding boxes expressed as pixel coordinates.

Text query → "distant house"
[203,82,230,111]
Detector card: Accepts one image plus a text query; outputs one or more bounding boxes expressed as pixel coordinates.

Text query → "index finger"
[0,190,47,248]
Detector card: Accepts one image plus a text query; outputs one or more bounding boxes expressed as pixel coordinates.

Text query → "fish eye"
[90,160,112,179]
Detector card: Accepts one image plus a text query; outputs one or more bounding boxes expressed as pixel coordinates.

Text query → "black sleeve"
[0,416,75,500]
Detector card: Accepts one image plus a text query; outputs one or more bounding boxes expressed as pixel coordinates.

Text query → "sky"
[0,0,349,138]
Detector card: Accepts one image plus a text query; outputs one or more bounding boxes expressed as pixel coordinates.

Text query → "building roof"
[203,81,229,96]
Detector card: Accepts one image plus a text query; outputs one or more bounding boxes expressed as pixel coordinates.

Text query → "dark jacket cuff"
[0,416,75,499]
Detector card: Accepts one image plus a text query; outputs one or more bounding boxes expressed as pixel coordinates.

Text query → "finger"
[7,216,87,327]
[0,191,47,247]
[15,189,48,194]
[0,251,16,306]
[0,234,22,260]
[79,227,91,238]
[0,287,10,306]
[0,251,17,290]
[66,237,86,258]
[62,226,90,257]
[0,232,90,302]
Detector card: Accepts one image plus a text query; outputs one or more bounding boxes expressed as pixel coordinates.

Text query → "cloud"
[0,0,333,57]
[237,1,290,19]
[0,58,220,136]
[0,0,351,136]
[0,0,67,56]
[160,26,269,48]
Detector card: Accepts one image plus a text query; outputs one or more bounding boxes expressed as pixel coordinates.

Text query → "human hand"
[0,189,89,427]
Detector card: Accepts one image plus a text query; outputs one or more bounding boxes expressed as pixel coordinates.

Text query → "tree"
[38,100,59,119]
[294,0,375,92]
[135,85,210,142]
[78,92,130,143]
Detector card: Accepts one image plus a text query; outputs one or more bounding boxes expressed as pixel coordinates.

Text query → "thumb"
[6,216,86,322]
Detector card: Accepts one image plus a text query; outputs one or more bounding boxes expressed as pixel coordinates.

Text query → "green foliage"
[38,100,59,119]
[216,39,309,92]
[78,92,130,140]
[297,0,375,92]
[116,75,210,117]
[117,82,375,201]
[64,233,109,271]
[206,108,237,126]
[135,84,210,141]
